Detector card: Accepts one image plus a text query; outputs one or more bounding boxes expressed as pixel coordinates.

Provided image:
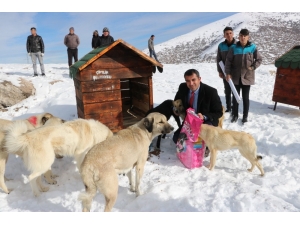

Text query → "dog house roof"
[275,45,300,69]
[69,39,163,78]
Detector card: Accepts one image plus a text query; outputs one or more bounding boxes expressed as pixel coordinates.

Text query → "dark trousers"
[67,48,78,66]
[232,78,251,118]
[223,78,232,110]
[172,120,212,144]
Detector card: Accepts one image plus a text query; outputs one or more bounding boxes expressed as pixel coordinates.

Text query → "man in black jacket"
[96,27,114,48]
[26,27,45,76]
[173,69,223,153]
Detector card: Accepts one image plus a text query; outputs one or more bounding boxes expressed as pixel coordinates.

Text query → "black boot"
[242,116,248,123]
[231,115,238,123]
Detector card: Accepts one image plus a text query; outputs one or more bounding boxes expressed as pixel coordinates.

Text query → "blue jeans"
[30,52,45,74]
[149,49,159,62]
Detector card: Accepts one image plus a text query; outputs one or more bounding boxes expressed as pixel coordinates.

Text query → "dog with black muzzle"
[78,112,174,212]
[145,99,185,149]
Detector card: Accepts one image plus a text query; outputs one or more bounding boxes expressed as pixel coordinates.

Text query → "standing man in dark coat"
[225,28,262,123]
[64,27,80,67]
[26,27,45,76]
[173,69,223,147]
[96,27,114,48]
[92,30,99,49]
[216,26,236,113]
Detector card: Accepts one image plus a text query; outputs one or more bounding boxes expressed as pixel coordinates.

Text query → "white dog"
[0,113,56,194]
[78,112,174,212]
[5,118,113,196]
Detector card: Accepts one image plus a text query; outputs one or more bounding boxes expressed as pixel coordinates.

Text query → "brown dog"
[199,124,264,176]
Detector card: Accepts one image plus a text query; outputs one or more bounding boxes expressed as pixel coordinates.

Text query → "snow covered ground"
[0,63,300,212]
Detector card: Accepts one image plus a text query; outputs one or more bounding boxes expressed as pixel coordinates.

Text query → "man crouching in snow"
[173,69,223,157]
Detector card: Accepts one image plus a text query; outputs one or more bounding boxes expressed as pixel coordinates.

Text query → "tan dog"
[173,99,225,129]
[218,106,225,128]
[78,112,174,212]
[199,124,264,176]
[0,113,55,194]
[4,118,113,196]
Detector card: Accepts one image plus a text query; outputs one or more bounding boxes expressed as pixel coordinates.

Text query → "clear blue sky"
[0,12,237,64]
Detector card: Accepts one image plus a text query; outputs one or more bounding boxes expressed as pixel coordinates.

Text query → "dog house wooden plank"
[130,82,149,95]
[80,90,121,104]
[78,66,152,81]
[74,78,120,93]
[77,106,84,119]
[83,100,122,115]
[130,77,149,85]
[131,90,149,103]
[132,97,149,114]
[120,79,130,89]
[76,97,85,114]
[91,56,152,69]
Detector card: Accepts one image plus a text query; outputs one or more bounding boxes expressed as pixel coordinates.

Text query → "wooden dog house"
[69,39,163,132]
[273,45,300,110]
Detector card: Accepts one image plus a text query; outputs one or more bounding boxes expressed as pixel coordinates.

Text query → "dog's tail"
[257,155,263,160]
[5,121,30,154]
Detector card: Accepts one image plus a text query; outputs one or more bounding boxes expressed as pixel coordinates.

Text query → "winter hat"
[30,27,36,30]
[151,34,155,37]
[94,30,98,33]
[103,27,109,32]
[239,28,249,36]
[69,27,74,31]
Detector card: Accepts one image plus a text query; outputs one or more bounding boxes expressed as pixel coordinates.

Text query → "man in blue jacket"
[217,26,236,113]
[225,28,262,123]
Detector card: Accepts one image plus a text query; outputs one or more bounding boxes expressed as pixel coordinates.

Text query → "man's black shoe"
[33,74,38,77]
[225,108,231,113]
[242,117,248,123]
[41,73,45,76]
[231,115,238,123]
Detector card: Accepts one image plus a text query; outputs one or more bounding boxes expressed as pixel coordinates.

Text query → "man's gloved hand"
[41,53,44,57]
[28,53,31,56]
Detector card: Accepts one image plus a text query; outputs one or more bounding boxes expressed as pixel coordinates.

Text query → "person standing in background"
[216,26,236,113]
[64,27,80,67]
[92,30,99,49]
[148,34,159,62]
[225,28,262,123]
[26,27,45,76]
[96,27,114,48]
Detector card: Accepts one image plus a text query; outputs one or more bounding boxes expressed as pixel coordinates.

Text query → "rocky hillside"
[146,12,300,65]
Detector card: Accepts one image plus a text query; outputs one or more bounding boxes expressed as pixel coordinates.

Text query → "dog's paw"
[247,168,253,173]
[130,187,136,192]
[40,186,49,192]
[4,176,12,182]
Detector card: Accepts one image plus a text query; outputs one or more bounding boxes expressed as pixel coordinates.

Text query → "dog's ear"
[41,116,49,125]
[143,117,153,133]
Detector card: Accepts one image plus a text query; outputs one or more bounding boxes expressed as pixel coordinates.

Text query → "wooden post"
[273,102,277,111]
[148,76,153,110]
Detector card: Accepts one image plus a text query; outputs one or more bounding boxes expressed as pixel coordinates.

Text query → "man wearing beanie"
[225,28,262,123]
[96,27,114,48]
[64,27,80,67]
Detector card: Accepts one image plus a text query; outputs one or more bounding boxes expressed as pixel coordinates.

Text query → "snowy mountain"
[146,12,300,64]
